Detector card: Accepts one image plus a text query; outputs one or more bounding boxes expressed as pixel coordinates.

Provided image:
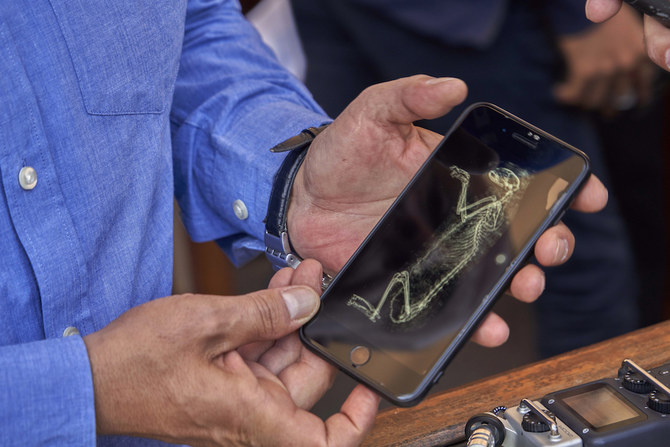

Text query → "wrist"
[286,166,307,256]
[82,331,118,435]
[83,329,144,438]
[264,124,329,271]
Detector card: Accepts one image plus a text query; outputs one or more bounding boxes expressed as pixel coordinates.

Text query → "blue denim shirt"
[0,0,326,445]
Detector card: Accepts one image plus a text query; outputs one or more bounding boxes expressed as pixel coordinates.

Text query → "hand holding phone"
[300,104,591,407]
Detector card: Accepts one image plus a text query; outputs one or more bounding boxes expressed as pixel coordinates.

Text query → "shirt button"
[18,166,37,190]
[233,199,248,220]
[63,326,80,337]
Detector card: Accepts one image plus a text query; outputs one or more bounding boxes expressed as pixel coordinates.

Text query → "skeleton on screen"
[347,164,529,324]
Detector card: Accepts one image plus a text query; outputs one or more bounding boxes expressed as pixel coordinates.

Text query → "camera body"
[465,359,670,447]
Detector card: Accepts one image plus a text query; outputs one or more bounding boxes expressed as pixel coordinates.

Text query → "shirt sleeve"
[171,0,329,266]
[0,336,96,446]
[544,0,594,36]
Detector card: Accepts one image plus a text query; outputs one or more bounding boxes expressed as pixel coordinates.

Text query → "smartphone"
[299,103,591,407]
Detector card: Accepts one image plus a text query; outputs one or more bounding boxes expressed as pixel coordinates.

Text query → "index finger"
[570,174,608,212]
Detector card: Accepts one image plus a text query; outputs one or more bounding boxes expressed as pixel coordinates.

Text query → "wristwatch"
[264,124,329,271]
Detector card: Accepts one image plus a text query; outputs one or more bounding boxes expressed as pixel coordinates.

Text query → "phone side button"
[552,210,567,225]
[350,346,371,367]
[432,370,445,385]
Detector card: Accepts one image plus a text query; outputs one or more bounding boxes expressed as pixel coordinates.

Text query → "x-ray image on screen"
[347,163,529,325]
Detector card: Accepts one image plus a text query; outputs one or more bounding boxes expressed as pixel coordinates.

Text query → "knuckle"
[359,82,378,98]
[246,292,285,337]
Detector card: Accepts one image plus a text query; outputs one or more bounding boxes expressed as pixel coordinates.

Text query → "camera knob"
[521,411,551,433]
[622,372,653,394]
[648,390,670,414]
[465,412,505,447]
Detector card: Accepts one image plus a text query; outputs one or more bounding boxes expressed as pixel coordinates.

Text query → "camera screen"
[302,105,589,398]
[560,384,645,430]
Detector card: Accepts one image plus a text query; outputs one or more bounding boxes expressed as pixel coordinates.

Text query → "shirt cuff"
[0,336,96,446]
[176,101,328,266]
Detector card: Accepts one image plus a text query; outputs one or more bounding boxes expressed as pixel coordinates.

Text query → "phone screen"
[301,104,590,405]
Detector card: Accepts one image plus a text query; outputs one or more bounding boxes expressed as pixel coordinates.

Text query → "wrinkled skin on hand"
[84,259,379,446]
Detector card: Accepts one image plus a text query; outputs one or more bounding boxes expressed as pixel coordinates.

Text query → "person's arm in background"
[587,0,670,71]
[547,0,656,114]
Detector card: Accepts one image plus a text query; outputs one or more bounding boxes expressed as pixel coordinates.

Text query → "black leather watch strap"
[264,124,329,271]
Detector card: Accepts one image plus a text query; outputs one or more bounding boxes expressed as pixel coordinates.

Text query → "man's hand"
[587,0,670,71]
[287,74,609,348]
[83,259,379,446]
[288,75,469,274]
[555,4,655,113]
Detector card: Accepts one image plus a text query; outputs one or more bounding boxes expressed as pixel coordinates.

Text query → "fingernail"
[425,76,458,85]
[555,238,570,263]
[665,49,670,71]
[281,287,319,320]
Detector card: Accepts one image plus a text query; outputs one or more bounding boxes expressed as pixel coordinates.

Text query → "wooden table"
[363,320,670,446]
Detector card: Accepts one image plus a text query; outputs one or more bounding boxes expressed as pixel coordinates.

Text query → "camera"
[464,358,670,446]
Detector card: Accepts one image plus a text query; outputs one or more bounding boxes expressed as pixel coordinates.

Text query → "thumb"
[356,75,468,126]
[221,286,321,350]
